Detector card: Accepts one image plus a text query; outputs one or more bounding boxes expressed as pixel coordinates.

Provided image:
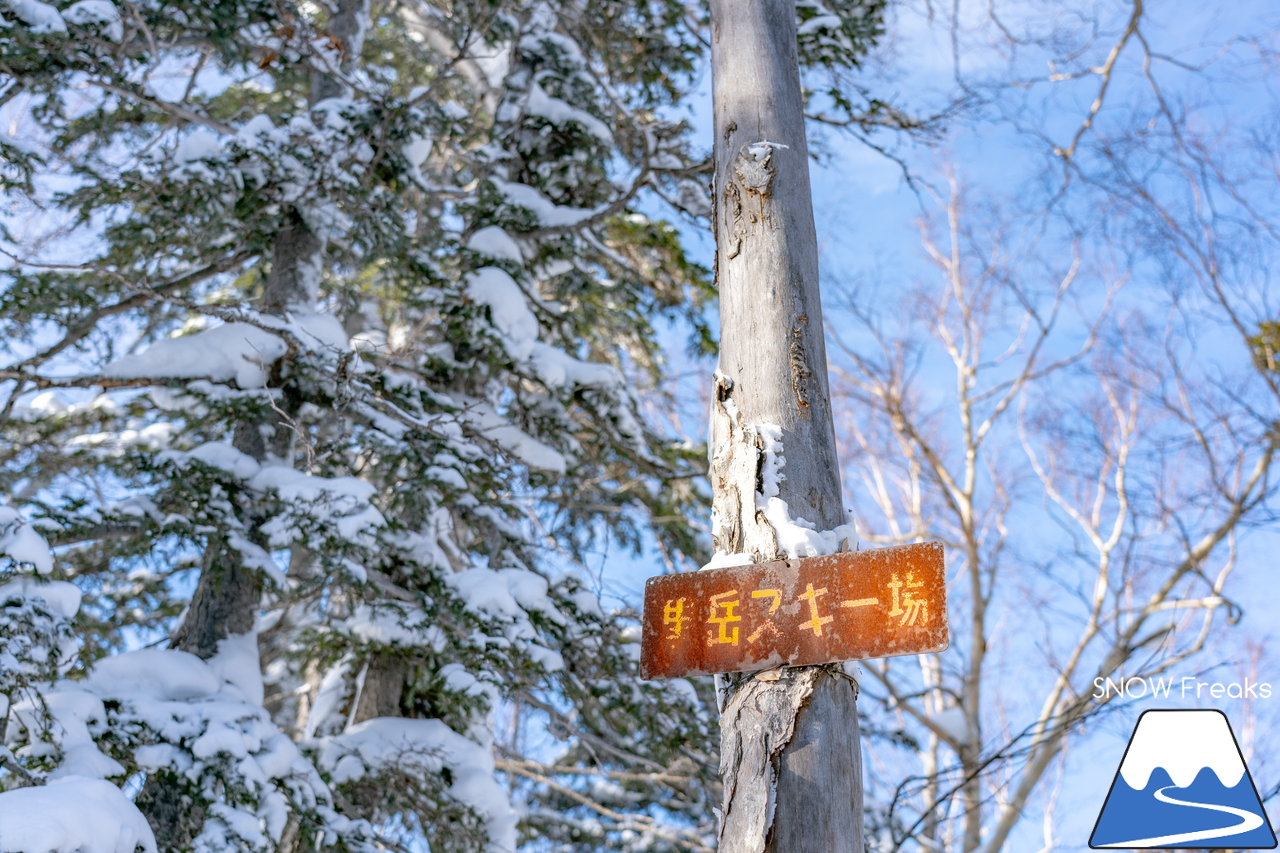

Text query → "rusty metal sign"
[639,542,947,679]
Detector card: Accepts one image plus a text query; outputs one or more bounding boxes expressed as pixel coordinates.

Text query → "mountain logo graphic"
[1090,709,1277,849]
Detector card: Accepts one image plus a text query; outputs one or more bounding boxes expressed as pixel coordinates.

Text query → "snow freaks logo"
[1092,675,1272,700]
[1089,709,1277,849]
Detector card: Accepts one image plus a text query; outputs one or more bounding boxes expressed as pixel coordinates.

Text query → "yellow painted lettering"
[663,597,689,639]
[798,583,834,637]
[707,590,741,646]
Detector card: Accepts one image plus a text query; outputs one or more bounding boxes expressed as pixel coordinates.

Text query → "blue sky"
[6,2,1280,849]
[606,2,1280,850]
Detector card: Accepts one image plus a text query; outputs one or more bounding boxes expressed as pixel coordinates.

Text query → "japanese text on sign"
[640,543,948,679]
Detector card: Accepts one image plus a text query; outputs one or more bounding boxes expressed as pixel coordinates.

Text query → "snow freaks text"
[1092,676,1273,700]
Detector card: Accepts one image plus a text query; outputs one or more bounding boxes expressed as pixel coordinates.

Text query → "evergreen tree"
[0,0,888,850]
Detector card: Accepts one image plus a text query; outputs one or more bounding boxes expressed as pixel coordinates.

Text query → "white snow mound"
[0,507,54,574]
[0,578,78,617]
[1119,709,1246,790]
[102,323,287,388]
[84,648,221,701]
[0,777,157,853]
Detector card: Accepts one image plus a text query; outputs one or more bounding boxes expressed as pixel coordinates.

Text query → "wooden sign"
[639,542,947,679]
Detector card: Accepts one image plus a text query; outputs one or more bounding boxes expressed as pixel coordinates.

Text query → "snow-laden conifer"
[0,0,888,849]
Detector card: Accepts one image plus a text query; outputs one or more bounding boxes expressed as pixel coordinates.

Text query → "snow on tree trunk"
[709,1,864,851]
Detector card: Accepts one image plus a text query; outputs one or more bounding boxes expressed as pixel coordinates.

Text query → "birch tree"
[823,174,1277,851]
[770,1,1280,847]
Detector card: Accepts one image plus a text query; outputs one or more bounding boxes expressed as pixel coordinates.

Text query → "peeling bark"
[719,668,818,850]
[719,667,862,853]
[709,373,779,559]
[766,670,863,851]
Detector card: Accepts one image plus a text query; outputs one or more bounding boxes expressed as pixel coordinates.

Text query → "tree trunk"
[138,3,375,849]
[166,205,321,669]
[708,2,863,852]
[311,0,371,103]
[140,211,321,851]
[168,535,263,657]
[352,652,406,723]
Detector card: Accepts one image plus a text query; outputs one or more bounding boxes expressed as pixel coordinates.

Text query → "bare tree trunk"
[709,2,863,852]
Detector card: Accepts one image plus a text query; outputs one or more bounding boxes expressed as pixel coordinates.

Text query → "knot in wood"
[715,372,735,402]
[723,181,745,259]
[789,319,812,410]
[734,142,779,197]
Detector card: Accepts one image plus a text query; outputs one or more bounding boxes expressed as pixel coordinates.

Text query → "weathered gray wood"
[767,669,864,851]
[709,0,844,541]
[719,666,863,852]
[718,667,821,848]
[708,1,864,852]
[352,651,407,722]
